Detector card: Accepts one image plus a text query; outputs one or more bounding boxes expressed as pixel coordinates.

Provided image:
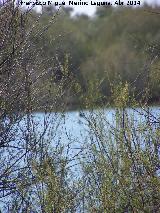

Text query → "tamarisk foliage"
[0,1,160,212]
[0,1,81,212]
[80,82,160,212]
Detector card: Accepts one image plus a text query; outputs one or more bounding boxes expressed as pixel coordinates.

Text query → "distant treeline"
[29,4,160,109]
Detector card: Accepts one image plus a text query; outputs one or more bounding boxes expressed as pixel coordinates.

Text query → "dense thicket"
[0,2,160,212]
[29,4,160,109]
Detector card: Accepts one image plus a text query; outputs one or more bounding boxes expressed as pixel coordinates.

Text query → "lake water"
[27,106,160,162]
[3,106,160,161]
[0,106,159,204]
[34,106,160,140]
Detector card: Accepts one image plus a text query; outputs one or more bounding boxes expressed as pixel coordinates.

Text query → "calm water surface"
[32,107,160,154]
